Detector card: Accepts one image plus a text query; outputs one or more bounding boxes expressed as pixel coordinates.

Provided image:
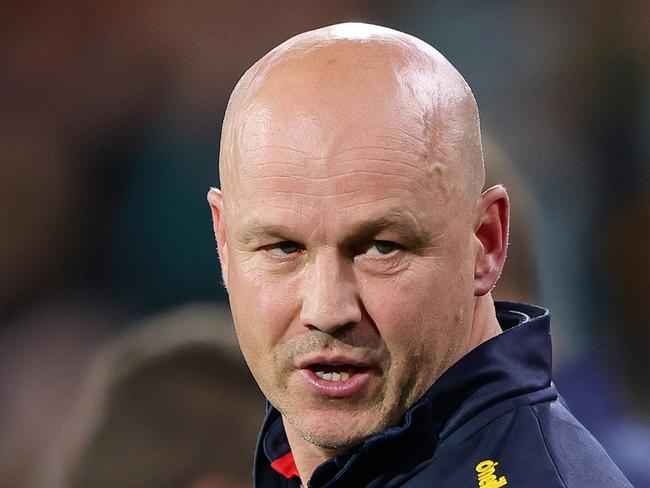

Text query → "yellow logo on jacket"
[475,459,508,487]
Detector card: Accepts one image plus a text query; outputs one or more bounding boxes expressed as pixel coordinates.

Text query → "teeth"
[314,370,352,381]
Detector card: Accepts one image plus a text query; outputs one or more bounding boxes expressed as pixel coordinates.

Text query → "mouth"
[306,363,368,382]
[298,356,373,397]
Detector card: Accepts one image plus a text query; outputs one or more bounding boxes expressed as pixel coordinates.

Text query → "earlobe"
[473,185,509,296]
[207,187,229,290]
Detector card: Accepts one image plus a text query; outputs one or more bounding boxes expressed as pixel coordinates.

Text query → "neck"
[283,420,342,486]
[468,294,503,350]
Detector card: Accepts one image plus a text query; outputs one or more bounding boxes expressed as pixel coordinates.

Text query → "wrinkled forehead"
[236,47,455,167]
[238,99,428,171]
[227,115,461,228]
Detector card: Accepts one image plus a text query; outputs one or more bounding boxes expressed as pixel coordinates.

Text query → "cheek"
[362,258,470,320]
[359,258,474,365]
[229,261,300,354]
[228,264,301,398]
[359,268,435,347]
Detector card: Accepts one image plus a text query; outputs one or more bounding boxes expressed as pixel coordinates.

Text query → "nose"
[299,250,362,333]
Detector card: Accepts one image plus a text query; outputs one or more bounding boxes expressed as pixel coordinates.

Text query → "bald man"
[208,23,630,488]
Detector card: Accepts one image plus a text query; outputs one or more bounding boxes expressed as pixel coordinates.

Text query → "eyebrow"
[236,221,296,245]
[340,212,431,249]
[236,210,431,248]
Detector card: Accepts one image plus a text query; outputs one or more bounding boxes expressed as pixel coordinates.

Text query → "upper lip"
[296,354,373,370]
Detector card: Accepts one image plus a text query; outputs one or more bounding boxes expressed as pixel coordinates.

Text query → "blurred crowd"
[1,1,648,487]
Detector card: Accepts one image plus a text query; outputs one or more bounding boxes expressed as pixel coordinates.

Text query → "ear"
[473,185,509,296]
[207,187,229,290]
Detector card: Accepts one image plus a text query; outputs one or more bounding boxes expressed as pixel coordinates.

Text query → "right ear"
[207,188,229,290]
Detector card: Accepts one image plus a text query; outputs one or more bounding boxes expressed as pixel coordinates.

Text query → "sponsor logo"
[475,459,508,487]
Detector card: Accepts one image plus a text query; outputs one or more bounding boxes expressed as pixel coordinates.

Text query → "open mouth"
[306,364,366,382]
[299,358,373,397]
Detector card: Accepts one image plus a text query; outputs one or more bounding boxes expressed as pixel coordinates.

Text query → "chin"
[299,426,368,451]
[288,409,388,451]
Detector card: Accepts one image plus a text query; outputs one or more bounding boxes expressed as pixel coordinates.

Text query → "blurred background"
[1,1,648,487]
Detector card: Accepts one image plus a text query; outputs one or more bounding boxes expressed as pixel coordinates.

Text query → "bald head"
[219,23,485,209]
[209,25,510,477]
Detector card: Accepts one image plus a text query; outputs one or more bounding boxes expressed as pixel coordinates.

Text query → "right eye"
[263,241,304,258]
[366,240,399,256]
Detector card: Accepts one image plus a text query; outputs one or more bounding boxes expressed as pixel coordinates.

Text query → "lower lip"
[299,369,371,397]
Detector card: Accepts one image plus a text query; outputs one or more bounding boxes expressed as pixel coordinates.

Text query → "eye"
[366,240,398,256]
[263,241,304,258]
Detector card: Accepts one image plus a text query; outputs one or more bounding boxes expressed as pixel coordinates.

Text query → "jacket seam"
[529,406,568,488]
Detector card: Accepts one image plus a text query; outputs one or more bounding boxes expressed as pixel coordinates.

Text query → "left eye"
[366,240,398,256]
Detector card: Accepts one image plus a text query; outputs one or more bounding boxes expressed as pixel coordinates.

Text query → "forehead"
[235,59,437,182]
[239,101,431,174]
[223,43,467,231]
[228,116,457,240]
[234,41,445,158]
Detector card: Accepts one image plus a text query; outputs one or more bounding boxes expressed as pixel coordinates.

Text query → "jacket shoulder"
[404,399,631,488]
[528,401,631,487]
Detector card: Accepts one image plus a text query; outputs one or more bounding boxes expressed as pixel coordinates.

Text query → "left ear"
[473,185,509,296]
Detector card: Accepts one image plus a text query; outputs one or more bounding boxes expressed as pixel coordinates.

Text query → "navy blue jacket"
[254,302,631,487]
